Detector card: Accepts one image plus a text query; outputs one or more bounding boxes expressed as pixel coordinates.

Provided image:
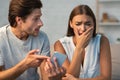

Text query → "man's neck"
[11,27,29,40]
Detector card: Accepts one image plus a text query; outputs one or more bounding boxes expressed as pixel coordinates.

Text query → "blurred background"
[1,0,120,45]
[0,0,97,44]
[0,0,120,79]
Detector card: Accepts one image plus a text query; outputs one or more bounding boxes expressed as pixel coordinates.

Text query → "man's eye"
[35,18,39,20]
[34,17,39,21]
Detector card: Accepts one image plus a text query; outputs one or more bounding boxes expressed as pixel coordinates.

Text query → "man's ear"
[15,16,22,26]
[70,21,73,28]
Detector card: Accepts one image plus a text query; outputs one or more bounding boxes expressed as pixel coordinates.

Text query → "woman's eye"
[76,24,80,26]
[75,22,81,26]
[86,23,91,26]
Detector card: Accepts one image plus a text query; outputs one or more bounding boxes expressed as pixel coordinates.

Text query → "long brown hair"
[66,5,96,37]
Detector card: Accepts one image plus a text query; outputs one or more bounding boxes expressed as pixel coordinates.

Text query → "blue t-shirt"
[0,25,50,80]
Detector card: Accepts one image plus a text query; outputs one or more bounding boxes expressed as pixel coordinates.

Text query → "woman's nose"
[80,24,86,32]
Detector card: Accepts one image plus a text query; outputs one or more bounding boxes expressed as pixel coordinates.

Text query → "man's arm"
[0,59,28,80]
[0,49,49,80]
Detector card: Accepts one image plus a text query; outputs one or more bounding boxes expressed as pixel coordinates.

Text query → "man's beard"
[30,30,39,36]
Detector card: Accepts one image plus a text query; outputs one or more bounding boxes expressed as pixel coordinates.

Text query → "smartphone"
[51,52,67,67]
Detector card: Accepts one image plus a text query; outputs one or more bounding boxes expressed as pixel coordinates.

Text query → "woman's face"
[70,14,94,36]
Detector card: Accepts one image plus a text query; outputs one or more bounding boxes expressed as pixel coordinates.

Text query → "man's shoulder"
[0,25,9,42]
[0,24,9,33]
[0,25,8,48]
[38,30,48,39]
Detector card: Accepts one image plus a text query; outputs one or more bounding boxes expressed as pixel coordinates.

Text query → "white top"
[59,34,101,78]
[0,25,50,80]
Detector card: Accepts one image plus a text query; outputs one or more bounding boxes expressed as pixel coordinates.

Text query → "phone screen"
[51,52,67,67]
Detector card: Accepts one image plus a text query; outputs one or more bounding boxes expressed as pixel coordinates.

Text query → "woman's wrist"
[75,47,84,54]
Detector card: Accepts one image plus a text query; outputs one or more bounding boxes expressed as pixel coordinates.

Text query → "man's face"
[21,8,43,36]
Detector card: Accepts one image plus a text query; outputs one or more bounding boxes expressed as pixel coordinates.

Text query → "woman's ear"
[70,21,73,28]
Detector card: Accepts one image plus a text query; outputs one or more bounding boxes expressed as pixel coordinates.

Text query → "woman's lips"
[78,32,82,35]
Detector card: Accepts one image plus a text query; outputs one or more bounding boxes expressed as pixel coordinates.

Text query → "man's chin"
[31,32,39,37]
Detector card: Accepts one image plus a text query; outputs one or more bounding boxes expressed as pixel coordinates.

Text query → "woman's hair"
[66,5,96,37]
[8,0,42,27]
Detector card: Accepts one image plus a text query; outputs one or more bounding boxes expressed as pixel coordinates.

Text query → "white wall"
[41,0,96,44]
[0,0,96,44]
[0,0,9,26]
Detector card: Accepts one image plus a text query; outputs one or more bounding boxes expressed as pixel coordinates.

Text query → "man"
[0,0,65,80]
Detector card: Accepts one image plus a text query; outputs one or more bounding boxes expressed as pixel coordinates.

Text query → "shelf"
[99,0,120,3]
[99,22,120,26]
[97,0,120,44]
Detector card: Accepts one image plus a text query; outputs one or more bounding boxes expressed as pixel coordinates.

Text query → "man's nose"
[38,19,43,27]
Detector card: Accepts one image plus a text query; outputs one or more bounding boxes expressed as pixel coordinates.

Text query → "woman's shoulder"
[59,36,72,42]
[95,33,109,42]
[93,33,110,49]
[96,33,109,44]
[101,35,110,46]
[54,36,72,49]
[96,33,110,50]
[54,38,66,53]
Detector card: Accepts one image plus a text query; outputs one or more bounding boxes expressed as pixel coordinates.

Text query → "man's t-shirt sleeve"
[0,50,4,66]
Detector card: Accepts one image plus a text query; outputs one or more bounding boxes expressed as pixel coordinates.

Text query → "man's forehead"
[30,9,42,16]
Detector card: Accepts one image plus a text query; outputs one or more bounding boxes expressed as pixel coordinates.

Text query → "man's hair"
[8,0,42,27]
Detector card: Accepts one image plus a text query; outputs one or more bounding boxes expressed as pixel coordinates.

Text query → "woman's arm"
[54,28,93,78]
[80,36,111,80]
[82,35,112,80]
[54,40,83,77]
[62,35,112,80]
[94,35,111,80]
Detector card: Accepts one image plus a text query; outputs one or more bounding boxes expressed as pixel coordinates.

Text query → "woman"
[54,5,111,80]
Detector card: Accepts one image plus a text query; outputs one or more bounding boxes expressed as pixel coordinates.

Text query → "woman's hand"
[62,73,78,80]
[75,27,93,50]
[44,57,66,80]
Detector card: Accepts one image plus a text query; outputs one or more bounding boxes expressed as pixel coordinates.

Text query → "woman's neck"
[11,27,29,40]
[73,36,77,46]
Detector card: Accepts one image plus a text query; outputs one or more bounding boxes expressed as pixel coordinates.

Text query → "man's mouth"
[35,28,39,32]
